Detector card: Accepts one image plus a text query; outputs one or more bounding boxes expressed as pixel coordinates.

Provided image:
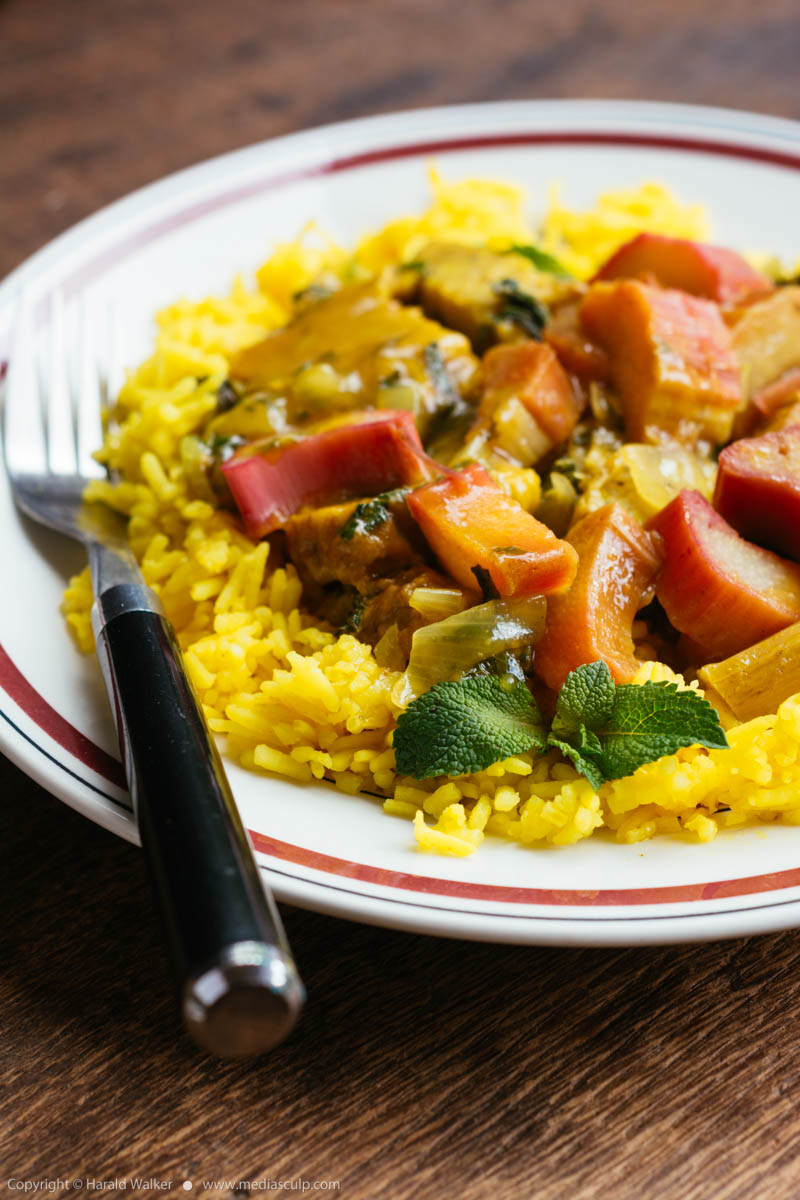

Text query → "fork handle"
[91,581,305,1057]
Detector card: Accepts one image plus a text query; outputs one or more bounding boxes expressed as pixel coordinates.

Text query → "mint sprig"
[393,660,729,784]
[591,674,728,777]
[393,675,546,779]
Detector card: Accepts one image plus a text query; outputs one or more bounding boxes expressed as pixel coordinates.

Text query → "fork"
[3,287,305,1056]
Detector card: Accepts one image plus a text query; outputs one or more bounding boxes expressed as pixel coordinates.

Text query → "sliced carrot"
[406,462,578,597]
[534,503,662,691]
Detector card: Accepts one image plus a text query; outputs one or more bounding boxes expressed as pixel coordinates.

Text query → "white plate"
[4,99,800,946]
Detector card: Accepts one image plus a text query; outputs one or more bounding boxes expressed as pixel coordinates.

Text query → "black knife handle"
[92,582,304,1056]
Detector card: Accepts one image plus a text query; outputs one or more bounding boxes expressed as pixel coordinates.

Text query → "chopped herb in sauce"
[492,278,549,340]
[508,244,572,278]
[341,592,369,633]
[216,379,244,413]
[207,432,248,461]
[470,564,501,600]
[423,343,462,411]
[339,487,410,541]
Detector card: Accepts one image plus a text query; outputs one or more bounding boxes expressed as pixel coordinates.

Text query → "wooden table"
[3,2,800,1195]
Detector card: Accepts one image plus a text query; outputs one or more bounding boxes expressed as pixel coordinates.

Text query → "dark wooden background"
[4,1,800,1196]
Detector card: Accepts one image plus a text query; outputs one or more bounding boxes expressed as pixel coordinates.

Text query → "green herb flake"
[470,564,501,600]
[339,487,409,541]
[216,379,243,413]
[423,343,462,409]
[393,675,546,779]
[508,244,572,278]
[292,282,334,305]
[341,593,369,634]
[492,279,549,340]
[339,500,390,541]
[207,432,247,462]
[552,457,585,491]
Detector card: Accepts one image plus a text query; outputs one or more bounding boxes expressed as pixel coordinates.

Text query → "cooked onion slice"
[405,596,546,697]
[408,587,470,621]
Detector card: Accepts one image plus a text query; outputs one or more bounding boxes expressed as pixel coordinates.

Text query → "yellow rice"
[61,169,800,856]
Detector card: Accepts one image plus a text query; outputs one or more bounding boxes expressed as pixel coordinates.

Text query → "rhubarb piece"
[592,233,772,304]
[406,462,578,597]
[475,340,584,465]
[544,296,611,383]
[222,411,434,540]
[646,489,800,660]
[761,401,800,434]
[534,503,662,691]
[753,368,800,421]
[714,425,800,560]
[481,341,584,443]
[580,281,742,443]
[731,286,800,403]
[698,622,800,723]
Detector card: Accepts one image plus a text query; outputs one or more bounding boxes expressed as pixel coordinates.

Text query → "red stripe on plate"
[326,130,800,175]
[0,642,126,788]
[248,830,800,907]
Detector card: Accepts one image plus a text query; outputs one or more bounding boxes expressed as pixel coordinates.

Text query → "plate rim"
[4,96,800,944]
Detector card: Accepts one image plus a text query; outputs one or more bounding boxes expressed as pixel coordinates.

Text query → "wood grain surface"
[3,1,800,1196]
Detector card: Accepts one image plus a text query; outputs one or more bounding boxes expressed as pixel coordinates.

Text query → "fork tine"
[46,289,79,476]
[3,288,47,479]
[75,293,106,480]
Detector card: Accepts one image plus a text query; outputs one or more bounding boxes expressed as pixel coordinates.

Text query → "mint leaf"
[552,661,616,734]
[547,732,606,791]
[547,720,606,791]
[509,244,572,277]
[578,725,604,758]
[598,681,729,780]
[393,675,546,779]
[548,668,728,785]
